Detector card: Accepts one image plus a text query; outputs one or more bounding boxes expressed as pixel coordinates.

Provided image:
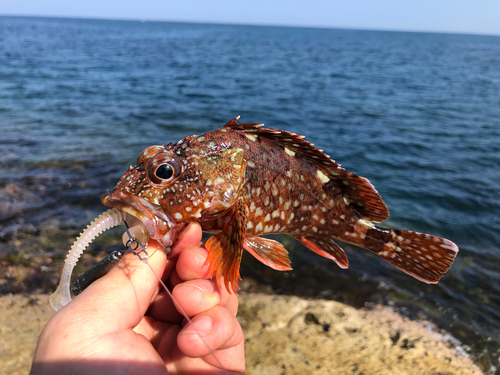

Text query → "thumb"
[61,222,203,332]
[64,240,167,331]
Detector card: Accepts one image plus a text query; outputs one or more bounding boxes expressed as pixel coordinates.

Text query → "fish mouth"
[101,189,180,250]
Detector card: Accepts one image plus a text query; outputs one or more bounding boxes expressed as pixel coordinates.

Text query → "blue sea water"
[0,16,499,372]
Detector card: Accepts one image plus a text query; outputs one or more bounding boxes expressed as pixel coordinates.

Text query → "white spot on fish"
[272,184,279,196]
[317,170,330,183]
[256,222,263,231]
[247,221,254,230]
[174,213,183,220]
[284,147,295,157]
[265,213,271,222]
[272,210,280,218]
[255,207,263,216]
[247,160,255,168]
[245,134,257,141]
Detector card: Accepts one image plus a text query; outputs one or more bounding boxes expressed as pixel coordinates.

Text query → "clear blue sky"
[2,0,500,36]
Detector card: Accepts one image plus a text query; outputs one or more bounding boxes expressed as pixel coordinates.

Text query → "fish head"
[101,135,247,250]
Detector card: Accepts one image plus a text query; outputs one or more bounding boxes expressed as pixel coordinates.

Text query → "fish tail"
[352,223,458,283]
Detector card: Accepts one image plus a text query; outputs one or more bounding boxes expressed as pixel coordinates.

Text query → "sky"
[2,0,500,36]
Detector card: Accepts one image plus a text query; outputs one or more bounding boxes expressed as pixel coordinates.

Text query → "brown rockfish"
[102,117,458,292]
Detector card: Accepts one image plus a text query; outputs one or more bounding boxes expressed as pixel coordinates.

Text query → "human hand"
[31,222,245,375]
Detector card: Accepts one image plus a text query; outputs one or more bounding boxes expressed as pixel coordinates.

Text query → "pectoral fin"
[243,237,292,271]
[205,197,247,293]
[299,237,349,269]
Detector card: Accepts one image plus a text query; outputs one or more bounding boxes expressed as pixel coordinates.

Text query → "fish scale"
[102,117,458,293]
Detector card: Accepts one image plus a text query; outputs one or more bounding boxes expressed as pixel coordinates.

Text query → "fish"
[101,117,458,293]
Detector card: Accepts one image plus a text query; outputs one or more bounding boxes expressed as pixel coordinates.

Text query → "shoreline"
[0,292,482,375]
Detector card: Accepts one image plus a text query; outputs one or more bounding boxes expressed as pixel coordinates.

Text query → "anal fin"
[299,237,349,269]
[243,237,292,271]
[205,198,247,293]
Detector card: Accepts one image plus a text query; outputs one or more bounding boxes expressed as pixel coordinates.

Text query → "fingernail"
[180,316,212,337]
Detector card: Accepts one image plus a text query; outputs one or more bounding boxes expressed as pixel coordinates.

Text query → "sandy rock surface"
[0,293,482,375]
[238,294,481,375]
[0,294,54,375]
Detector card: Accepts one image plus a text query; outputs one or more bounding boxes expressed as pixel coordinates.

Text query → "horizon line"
[2,13,500,38]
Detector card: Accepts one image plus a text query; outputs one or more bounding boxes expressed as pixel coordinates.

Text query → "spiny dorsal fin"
[223,116,264,130]
[223,117,389,222]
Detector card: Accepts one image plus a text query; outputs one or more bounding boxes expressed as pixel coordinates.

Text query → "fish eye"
[155,164,174,180]
[146,154,182,185]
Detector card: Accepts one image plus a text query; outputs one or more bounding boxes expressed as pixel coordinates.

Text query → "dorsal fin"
[223,116,264,130]
[222,117,389,222]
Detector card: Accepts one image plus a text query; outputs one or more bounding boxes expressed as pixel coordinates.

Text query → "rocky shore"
[0,293,482,375]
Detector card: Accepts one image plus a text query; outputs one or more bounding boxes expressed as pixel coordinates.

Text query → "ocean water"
[0,16,499,372]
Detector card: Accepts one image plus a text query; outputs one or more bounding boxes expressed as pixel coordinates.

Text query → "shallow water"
[0,16,499,373]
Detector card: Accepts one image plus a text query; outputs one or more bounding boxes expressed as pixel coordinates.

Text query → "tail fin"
[358,226,458,283]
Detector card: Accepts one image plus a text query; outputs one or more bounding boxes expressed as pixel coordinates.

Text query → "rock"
[0,294,55,375]
[237,294,482,375]
[0,293,483,375]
